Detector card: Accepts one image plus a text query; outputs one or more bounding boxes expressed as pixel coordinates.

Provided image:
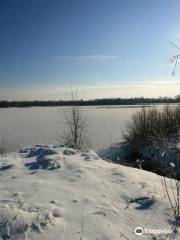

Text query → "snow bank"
[81,150,100,161]
[98,143,134,165]
[99,142,180,173]
[27,145,57,159]
[0,145,178,239]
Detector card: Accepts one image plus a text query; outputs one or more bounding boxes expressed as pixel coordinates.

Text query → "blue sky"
[1,0,180,100]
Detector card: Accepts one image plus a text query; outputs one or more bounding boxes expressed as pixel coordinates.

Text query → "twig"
[80,217,84,240]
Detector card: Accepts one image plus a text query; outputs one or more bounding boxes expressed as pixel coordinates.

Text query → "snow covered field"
[0,106,142,151]
[0,145,178,240]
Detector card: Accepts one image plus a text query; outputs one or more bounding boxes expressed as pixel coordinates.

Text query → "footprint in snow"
[129,197,156,210]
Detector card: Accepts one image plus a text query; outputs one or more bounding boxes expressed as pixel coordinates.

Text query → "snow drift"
[0,145,178,239]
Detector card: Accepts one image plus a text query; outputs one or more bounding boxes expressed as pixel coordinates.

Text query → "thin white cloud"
[54,54,119,61]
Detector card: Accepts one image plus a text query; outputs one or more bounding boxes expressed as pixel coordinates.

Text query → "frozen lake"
[0,105,160,151]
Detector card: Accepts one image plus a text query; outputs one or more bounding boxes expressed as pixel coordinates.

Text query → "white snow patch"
[0,145,178,239]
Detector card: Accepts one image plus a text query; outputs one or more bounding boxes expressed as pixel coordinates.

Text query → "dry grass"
[124,105,180,149]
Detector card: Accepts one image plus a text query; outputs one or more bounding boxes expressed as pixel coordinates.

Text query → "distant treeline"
[0,97,180,108]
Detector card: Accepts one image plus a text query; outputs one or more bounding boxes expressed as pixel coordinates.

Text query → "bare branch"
[58,90,90,150]
[169,40,180,49]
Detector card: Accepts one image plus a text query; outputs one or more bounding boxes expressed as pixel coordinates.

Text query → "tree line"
[0,97,180,108]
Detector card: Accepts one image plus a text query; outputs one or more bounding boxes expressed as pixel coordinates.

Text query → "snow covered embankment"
[0,145,178,240]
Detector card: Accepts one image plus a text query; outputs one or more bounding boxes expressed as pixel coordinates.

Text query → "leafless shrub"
[152,138,180,237]
[59,91,90,150]
[161,165,180,218]
[124,105,180,151]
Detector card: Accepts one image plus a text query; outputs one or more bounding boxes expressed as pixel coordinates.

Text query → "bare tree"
[60,91,90,150]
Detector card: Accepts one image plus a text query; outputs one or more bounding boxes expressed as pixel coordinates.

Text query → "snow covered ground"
[0,145,179,240]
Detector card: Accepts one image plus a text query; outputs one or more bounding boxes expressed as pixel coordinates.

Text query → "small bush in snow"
[124,105,180,153]
[58,91,91,150]
[160,155,180,228]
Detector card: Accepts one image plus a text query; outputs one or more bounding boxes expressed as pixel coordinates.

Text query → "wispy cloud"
[54,54,119,61]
